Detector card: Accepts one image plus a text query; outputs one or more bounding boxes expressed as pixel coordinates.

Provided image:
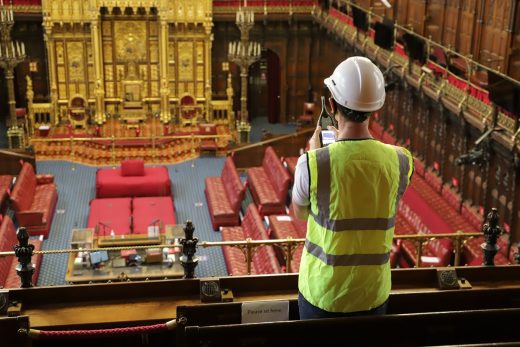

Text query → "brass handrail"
[0,232,491,278]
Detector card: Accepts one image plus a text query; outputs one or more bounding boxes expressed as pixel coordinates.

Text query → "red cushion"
[88,198,132,235]
[205,177,235,218]
[132,197,176,234]
[96,166,171,198]
[262,147,291,203]
[121,160,145,176]
[221,157,245,212]
[11,163,37,212]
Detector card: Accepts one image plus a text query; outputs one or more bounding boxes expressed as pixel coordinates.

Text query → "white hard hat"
[324,56,385,112]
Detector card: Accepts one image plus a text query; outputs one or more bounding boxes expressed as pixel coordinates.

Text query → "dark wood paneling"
[425,0,446,42]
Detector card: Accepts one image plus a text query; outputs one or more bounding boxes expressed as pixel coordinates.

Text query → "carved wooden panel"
[425,0,445,42]
[395,0,409,25]
[458,0,476,54]
[442,0,460,47]
[479,0,511,72]
[406,0,427,35]
[507,0,520,80]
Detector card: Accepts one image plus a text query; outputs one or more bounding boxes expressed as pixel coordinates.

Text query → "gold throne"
[179,93,200,127]
[120,62,146,123]
[68,95,88,129]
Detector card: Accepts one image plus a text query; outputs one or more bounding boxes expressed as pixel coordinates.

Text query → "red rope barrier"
[29,319,177,340]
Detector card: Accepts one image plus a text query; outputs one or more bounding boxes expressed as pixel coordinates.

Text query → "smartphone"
[318,96,337,147]
[321,130,336,146]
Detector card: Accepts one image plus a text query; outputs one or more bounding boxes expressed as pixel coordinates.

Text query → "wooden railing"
[228,128,314,170]
[29,133,232,165]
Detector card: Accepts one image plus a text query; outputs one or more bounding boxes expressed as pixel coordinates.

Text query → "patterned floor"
[35,117,297,286]
[36,157,229,286]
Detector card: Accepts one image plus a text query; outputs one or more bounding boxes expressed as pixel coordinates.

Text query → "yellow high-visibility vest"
[298,139,413,313]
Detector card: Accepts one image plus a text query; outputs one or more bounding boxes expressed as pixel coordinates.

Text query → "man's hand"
[327,125,339,139]
[309,126,322,150]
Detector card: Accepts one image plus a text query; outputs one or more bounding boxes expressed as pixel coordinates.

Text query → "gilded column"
[91,19,106,124]
[159,18,171,123]
[204,21,213,122]
[43,20,58,125]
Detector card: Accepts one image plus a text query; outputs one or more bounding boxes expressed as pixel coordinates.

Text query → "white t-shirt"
[291,154,310,207]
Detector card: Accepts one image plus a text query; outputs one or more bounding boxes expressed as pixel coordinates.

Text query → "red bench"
[246,147,291,216]
[267,203,307,272]
[221,204,281,276]
[204,157,246,230]
[88,196,176,236]
[0,175,13,215]
[96,160,171,198]
[0,215,43,288]
[10,162,58,238]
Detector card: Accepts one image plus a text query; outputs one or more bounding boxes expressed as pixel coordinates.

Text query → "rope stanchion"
[25,319,177,340]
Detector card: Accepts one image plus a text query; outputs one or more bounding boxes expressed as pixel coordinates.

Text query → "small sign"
[276,215,292,222]
[148,225,159,238]
[241,300,289,324]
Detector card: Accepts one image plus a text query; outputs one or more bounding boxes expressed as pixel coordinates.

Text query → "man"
[292,56,414,319]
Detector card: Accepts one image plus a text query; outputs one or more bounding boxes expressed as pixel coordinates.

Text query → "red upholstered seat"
[132,196,176,234]
[10,162,58,238]
[247,147,291,216]
[283,156,299,182]
[369,120,384,140]
[0,215,43,288]
[221,204,282,275]
[0,175,13,214]
[204,157,246,230]
[96,162,171,198]
[88,198,132,236]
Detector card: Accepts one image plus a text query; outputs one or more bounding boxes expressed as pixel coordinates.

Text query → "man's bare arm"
[292,202,309,221]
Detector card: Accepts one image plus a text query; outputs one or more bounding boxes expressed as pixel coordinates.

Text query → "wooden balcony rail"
[0,231,495,286]
[29,133,231,165]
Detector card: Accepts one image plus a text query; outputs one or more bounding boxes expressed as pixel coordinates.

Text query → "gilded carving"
[114,21,147,61]
[178,41,193,80]
[149,41,159,62]
[57,66,66,82]
[150,65,159,81]
[104,65,113,82]
[196,66,204,81]
[196,41,204,63]
[196,82,204,98]
[56,42,64,64]
[102,21,111,37]
[59,83,67,99]
[103,42,113,62]
[67,42,85,81]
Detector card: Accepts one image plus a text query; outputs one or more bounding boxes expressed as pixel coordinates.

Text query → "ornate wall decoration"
[67,42,85,82]
[114,21,147,62]
[178,41,194,80]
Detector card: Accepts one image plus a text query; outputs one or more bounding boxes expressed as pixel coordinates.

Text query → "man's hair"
[333,99,372,123]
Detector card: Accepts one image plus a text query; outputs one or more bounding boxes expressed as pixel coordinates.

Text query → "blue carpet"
[36,157,228,286]
[249,117,297,143]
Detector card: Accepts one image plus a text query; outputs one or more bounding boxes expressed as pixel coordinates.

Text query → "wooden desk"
[66,229,185,284]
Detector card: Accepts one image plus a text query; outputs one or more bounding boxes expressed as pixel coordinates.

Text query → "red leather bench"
[88,196,176,236]
[96,160,171,198]
[246,146,291,216]
[205,157,246,230]
[267,203,306,272]
[221,204,282,276]
[283,156,299,183]
[133,196,176,234]
[88,198,132,236]
[0,175,13,215]
[0,215,43,288]
[10,162,58,238]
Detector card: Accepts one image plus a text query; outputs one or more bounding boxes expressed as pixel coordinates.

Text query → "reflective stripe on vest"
[299,140,412,313]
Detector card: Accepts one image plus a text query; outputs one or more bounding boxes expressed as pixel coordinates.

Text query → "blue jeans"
[298,292,388,320]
